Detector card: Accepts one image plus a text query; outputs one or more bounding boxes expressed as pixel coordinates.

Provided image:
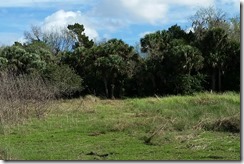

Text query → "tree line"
[0,7,240,99]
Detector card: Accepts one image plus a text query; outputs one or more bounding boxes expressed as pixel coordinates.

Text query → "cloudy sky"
[0,0,240,46]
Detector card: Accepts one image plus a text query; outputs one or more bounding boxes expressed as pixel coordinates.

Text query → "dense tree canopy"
[0,7,240,98]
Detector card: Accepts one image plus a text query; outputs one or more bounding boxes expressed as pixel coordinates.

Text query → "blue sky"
[0,0,240,46]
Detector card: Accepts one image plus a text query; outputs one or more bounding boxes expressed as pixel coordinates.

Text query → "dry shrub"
[191,98,218,105]
[80,95,99,113]
[0,71,56,126]
[84,95,100,103]
[194,114,240,133]
[110,120,134,132]
[133,112,150,117]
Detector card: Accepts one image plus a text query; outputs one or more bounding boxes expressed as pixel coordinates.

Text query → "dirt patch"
[0,150,6,160]
[205,155,224,159]
[85,151,115,159]
[88,131,106,136]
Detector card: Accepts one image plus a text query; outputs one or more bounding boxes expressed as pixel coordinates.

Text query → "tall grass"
[0,90,240,160]
[125,92,240,133]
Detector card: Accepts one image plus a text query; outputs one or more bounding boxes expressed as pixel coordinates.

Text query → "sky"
[0,0,240,46]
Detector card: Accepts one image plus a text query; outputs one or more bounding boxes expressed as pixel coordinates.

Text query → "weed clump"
[197,115,240,133]
[84,95,100,102]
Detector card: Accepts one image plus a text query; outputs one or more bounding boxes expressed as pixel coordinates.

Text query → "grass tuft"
[201,115,240,133]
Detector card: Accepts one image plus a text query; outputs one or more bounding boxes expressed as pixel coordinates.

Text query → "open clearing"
[0,92,240,160]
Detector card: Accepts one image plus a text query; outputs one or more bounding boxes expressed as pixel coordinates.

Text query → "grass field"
[0,92,240,160]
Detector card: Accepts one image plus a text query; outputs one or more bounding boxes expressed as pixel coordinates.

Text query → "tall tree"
[140,30,172,94]
[24,25,76,55]
[140,25,205,95]
[61,23,96,93]
[67,23,94,49]
[199,28,230,91]
[222,40,240,91]
[190,6,229,40]
[94,39,137,99]
[228,16,240,43]
[0,42,52,74]
[171,44,203,75]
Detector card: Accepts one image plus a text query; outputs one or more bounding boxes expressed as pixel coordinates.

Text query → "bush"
[43,64,83,97]
[0,71,56,126]
[202,115,240,133]
[174,73,206,95]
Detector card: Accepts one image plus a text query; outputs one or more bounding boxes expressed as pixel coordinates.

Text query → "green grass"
[0,92,240,160]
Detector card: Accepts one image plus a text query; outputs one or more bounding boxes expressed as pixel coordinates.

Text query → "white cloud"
[139,31,154,38]
[165,0,214,7]
[0,0,94,7]
[185,27,194,33]
[91,0,215,25]
[17,37,28,44]
[0,0,239,46]
[91,0,169,25]
[120,0,168,24]
[42,10,99,40]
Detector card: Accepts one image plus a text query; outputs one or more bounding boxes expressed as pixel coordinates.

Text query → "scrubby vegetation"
[0,7,240,99]
[0,71,56,125]
[0,7,240,160]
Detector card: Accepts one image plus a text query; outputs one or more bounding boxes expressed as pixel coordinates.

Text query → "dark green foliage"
[0,10,240,98]
[0,41,84,98]
[42,64,83,97]
[0,56,8,69]
[222,40,240,91]
[0,43,48,74]
[138,25,206,96]
[93,39,138,98]
[174,74,206,95]
[198,28,239,92]
[67,23,94,49]
[168,24,187,40]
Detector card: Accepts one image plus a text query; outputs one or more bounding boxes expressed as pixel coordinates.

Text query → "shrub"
[0,71,56,126]
[42,64,83,97]
[174,73,206,95]
[202,115,240,133]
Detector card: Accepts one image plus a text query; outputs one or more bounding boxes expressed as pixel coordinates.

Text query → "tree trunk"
[218,68,222,92]
[211,69,216,92]
[103,77,109,98]
[111,74,116,99]
[151,75,156,94]
[119,81,125,98]
[111,84,115,100]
